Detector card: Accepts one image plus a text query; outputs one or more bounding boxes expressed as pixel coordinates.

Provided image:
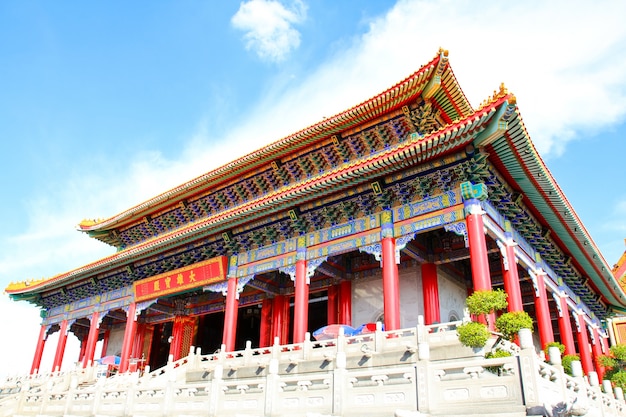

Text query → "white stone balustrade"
[1,319,625,417]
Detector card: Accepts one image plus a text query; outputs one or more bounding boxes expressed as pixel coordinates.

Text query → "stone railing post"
[264,357,280,416]
[208,363,223,417]
[91,381,103,416]
[548,346,569,403]
[333,329,347,417]
[517,328,542,411]
[417,315,430,361]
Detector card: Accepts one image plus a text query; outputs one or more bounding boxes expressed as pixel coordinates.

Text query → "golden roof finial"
[499,82,508,96]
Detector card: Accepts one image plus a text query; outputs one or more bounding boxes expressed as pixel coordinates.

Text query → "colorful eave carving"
[6,49,626,314]
[77,49,470,240]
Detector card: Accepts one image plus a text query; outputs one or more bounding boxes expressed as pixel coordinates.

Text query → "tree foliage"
[599,344,626,391]
[466,289,508,317]
[457,321,490,348]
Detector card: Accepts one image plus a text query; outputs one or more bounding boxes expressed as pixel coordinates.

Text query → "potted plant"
[495,310,533,341]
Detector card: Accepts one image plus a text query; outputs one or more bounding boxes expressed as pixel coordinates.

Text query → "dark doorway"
[148,321,172,370]
[236,305,261,350]
[308,292,328,336]
[195,311,225,354]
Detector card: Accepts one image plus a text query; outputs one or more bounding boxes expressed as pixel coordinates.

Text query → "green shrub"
[457,321,490,348]
[485,349,512,374]
[495,311,533,341]
[599,344,626,391]
[466,289,508,317]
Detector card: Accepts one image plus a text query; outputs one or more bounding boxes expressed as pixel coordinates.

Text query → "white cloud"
[231,0,307,62]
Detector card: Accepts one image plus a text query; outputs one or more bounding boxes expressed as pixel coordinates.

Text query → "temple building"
[611,241,626,345]
[6,48,626,383]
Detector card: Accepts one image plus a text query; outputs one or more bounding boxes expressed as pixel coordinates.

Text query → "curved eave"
[486,109,626,310]
[8,99,503,298]
[78,55,460,235]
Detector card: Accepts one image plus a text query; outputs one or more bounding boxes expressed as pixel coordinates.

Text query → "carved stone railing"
[1,320,625,417]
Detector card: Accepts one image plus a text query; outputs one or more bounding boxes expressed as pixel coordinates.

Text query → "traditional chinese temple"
[5,48,626,388]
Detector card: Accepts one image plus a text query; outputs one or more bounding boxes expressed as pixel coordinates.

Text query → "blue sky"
[1,0,625,378]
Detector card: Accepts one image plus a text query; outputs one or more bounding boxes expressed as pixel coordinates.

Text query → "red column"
[293,259,310,343]
[421,263,440,325]
[500,237,523,312]
[271,295,285,344]
[78,338,87,362]
[575,311,593,376]
[82,311,100,368]
[132,322,146,360]
[532,269,554,349]
[169,318,183,360]
[259,298,273,347]
[591,326,605,381]
[465,209,492,291]
[281,296,291,343]
[30,325,47,375]
[338,280,352,326]
[554,292,576,355]
[52,320,69,372]
[327,285,338,325]
[382,236,401,331]
[100,329,110,358]
[222,277,239,352]
[119,303,138,373]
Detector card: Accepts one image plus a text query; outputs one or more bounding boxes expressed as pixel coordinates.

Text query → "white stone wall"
[351,264,467,328]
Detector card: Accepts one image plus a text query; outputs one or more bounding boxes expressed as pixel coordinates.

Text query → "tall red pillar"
[271,295,286,344]
[279,296,291,343]
[100,329,110,358]
[31,325,47,375]
[132,322,146,360]
[574,311,593,376]
[259,298,273,348]
[82,311,100,368]
[78,338,87,363]
[119,302,138,373]
[338,280,352,326]
[464,203,492,291]
[421,263,440,325]
[500,232,523,312]
[293,259,310,343]
[327,285,338,325]
[532,269,554,349]
[382,236,401,331]
[52,320,69,372]
[554,292,576,355]
[591,326,605,381]
[222,276,239,352]
[169,318,183,360]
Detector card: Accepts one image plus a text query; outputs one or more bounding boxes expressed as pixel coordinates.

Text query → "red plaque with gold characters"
[133,256,228,302]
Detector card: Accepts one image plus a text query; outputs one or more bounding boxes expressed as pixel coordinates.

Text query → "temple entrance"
[235,305,261,350]
[196,311,225,354]
[148,322,172,370]
[307,292,328,337]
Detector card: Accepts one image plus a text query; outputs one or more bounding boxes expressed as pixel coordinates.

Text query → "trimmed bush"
[495,311,533,341]
[457,321,490,348]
